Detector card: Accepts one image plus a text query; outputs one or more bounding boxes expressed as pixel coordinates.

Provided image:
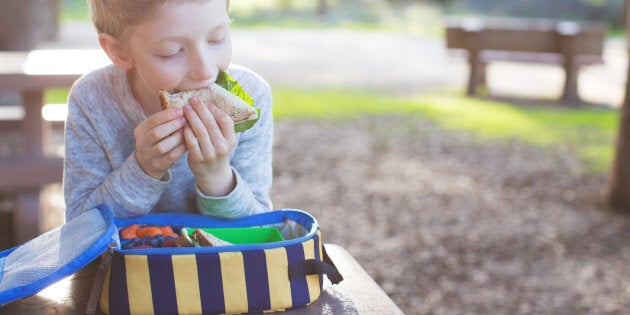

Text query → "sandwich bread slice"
[174,230,196,247]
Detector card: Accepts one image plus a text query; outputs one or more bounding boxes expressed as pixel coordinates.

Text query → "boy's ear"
[98,33,134,70]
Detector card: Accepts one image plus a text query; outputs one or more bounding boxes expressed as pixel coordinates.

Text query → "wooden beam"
[0,157,63,189]
[0,73,80,91]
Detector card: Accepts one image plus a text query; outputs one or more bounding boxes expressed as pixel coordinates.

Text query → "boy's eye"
[208,36,226,45]
[159,49,183,59]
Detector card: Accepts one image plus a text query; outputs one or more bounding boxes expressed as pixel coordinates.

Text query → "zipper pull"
[86,243,117,315]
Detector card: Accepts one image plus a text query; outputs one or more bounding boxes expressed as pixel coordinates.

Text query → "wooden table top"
[0,244,403,314]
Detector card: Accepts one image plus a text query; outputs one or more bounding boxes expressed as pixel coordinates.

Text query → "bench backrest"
[445,17,607,56]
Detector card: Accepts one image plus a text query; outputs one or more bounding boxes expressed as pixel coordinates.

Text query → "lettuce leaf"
[215,71,258,132]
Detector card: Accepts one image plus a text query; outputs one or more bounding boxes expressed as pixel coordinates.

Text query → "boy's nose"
[189,49,217,83]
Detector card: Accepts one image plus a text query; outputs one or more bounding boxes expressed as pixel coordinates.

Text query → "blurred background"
[2,0,630,314]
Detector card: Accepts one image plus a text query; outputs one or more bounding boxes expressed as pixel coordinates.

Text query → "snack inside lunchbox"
[120,224,284,249]
[190,227,285,244]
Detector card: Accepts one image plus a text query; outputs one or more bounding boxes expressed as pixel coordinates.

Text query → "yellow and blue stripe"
[102,231,323,315]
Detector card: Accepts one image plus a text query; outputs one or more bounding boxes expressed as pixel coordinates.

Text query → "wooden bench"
[0,49,109,243]
[445,17,607,103]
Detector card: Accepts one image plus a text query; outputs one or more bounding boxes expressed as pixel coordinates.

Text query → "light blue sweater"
[63,64,273,221]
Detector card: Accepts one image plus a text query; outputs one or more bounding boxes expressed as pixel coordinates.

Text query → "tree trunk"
[0,0,60,50]
[607,0,630,211]
[317,0,328,16]
[279,0,291,14]
[608,62,630,210]
[42,0,61,41]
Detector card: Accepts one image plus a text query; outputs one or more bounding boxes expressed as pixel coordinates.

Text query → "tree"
[607,0,630,211]
[318,0,329,16]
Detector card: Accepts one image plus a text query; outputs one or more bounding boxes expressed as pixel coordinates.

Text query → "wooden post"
[557,21,581,104]
[22,91,51,157]
[607,0,630,211]
[12,90,49,243]
[14,191,41,243]
[463,25,484,96]
[0,0,40,49]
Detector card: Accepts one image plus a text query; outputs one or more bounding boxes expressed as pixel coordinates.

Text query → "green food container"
[189,227,284,244]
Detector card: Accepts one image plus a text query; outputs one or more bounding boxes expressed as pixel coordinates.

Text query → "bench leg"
[478,61,487,89]
[466,59,483,96]
[559,31,580,104]
[467,56,485,96]
[562,65,580,104]
[14,189,41,243]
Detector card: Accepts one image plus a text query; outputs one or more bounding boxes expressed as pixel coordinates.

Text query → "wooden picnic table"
[0,49,110,244]
[0,244,404,314]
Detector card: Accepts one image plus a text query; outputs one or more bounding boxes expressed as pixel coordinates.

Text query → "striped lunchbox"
[90,207,343,315]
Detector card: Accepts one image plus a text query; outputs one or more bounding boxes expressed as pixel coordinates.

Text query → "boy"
[64,0,273,220]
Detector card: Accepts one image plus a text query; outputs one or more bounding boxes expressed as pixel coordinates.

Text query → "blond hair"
[88,0,229,39]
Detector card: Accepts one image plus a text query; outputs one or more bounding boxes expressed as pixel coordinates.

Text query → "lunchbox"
[0,204,343,314]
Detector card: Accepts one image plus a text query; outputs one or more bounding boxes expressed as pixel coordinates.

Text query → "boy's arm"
[63,95,168,220]
[196,74,273,217]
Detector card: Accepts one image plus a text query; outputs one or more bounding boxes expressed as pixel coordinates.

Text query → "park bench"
[0,49,109,243]
[445,17,607,103]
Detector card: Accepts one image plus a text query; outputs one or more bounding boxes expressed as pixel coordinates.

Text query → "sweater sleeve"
[196,67,274,218]
[63,77,169,220]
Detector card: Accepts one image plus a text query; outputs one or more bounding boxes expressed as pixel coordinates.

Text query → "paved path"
[42,21,627,107]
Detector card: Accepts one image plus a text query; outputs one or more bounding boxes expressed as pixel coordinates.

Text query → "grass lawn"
[48,87,619,174]
[273,88,619,174]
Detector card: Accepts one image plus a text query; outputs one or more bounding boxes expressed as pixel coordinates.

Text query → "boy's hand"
[183,96,237,196]
[134,107,188,179]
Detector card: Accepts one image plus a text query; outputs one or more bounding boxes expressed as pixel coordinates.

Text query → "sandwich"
[174,229,196,247]
[190,228,233,247]
[158,71,260,132]
[175,228,233,247]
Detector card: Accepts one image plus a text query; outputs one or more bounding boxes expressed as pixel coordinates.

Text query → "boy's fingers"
[161,142,187,164]
[154,128,185,156]
[208,102,235,141]
[184,102,211,144]
[135,107,185,140]
[192,100,224,143]
[187,98,224,158]
[184,124,204,159]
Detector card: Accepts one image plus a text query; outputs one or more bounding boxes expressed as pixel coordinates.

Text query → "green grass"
[46,86,618,173]
[45,88,71,104]
[273,88,619,173]
[61,0,88,21]
[60,0,443,36]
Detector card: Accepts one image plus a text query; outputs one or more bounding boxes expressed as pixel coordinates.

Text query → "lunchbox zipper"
[86,242,118,315]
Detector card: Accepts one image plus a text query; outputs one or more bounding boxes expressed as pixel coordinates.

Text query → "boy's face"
[124,0,231,95]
